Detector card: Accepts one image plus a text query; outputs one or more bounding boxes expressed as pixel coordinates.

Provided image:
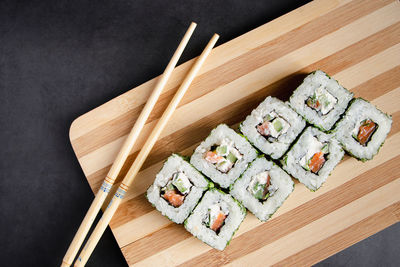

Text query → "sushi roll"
[184,189,246,251]
[333,98,392,161]
[239,96,306,159]
[146,154,212,224]
[281,126,344,191]
[190,124,258,188]
[230,156,294,221]
[289,70,353,131]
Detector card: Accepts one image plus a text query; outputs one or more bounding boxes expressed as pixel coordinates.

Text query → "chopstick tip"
[211,33,220,42]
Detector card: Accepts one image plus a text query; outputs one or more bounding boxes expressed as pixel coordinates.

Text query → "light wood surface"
[74,33,219,266]
[69,0,400,266]
[61,22,197,267]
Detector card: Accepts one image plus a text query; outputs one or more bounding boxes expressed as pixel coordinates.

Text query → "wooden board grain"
[69,0,400,265]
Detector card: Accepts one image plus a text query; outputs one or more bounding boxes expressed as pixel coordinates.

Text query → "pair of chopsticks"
[61,22,219,267]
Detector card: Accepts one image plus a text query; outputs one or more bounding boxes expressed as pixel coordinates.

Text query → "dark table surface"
[1,0,399,266]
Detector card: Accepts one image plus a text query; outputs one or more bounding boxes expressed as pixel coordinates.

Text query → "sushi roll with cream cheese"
[230,156,294,221]
[289,70,353,131]
[190,124,258,188]
[281,126,344,191]
[184,189,246,251]
[147,154,212,224]
[240,96,306,159]
[333,98,392,161]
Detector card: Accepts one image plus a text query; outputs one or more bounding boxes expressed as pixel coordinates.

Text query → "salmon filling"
[162,189,185,208]
[210,213,227,232]
[308,151,326,173]
[161,171,192,207]
[299,136,329,174]
[204,139,243,173]
[204,202,229,234]
[353,119,377,146]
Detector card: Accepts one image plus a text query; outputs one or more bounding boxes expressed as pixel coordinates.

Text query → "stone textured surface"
[0,0,398,266]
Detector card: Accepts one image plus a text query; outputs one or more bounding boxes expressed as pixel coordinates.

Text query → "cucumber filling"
[256,111,290,141]
[247,171,278,202]
[204,138,243,173]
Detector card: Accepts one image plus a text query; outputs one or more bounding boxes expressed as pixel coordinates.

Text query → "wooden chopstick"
[61,22,197,267]
[74,33,219,267]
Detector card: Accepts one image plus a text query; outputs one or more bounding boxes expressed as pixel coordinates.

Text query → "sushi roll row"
[281,71,391,190]
[147,151,247,250]
[146,70,392,251]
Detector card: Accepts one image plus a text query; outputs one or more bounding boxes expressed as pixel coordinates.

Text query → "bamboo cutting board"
[69,0,400,265]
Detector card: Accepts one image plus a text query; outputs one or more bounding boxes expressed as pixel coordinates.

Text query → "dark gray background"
[0,0,398,266]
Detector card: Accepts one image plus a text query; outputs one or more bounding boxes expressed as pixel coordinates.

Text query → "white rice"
[230,157,294,221]
[289,70,353,131]
[240,96,306,159]
[281,127,344,191]
[184,189,246,251]
[333,98,392,161]
[190,124,258,188]
[147,154,210,224]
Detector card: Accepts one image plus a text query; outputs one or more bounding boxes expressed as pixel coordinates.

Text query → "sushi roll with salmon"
[184,189,246,251]
[289,70,353,131]
[239,96,306,159]
[190,124,258,188]
[146,154,213,224]
[281,126,344,191]
[333,98,392,161]
[230,156,294,221]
